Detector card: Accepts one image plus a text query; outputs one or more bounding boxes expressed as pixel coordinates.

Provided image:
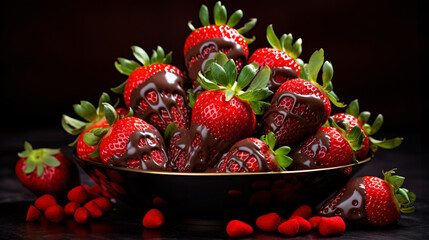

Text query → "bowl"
[75,155,371,225]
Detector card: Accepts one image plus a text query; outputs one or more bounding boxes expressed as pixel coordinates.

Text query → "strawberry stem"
[383,169,416,213]
[17,142,61,177]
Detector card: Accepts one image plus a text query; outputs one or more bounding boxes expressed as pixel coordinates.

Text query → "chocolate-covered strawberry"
[248,25,302,92]
[84,104,169,171]
[62,92,127,161]
[113,45,190,132]
[262,49,345,147]
[333,99,403,159]
[289,118,365,170]
[16,142,80,198]
[319,169,415,227]
[169,53,272,172]
[184,1,256,93]
[216,132,292,173]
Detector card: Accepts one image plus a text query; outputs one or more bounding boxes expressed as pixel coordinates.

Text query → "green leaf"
[299,63,310,80]
[36,163,44,177]
[155,46,165,63]
[345,99,360,118]
[150,49,158,64]
[389,175,405,189]
[226,10,243,27]
[277,155,293,170]
[83,132,101,146]
[199,4,210,26]
[214,52,228,67]
[400,206,415,214]
[213,1,227,25]
[210,63,229,87]
[188,21,196,31]
[236,62,258,90]
[247,66,270,91]
[358,111,371,126]
[291,38,303,59]
[103,103,118,126]
[224,89,235,101]
[237,18,257,35]
[61,115,87,135]
[164,51,173,64]
[369,137,403,149]
[370,114,384,135]
[224,60,238,87]
[249,101,270,115]
[326,92,346,108]
[44,156,61,168]
[266,25,282,50]
[110,80,127,94]
[22,160,36,174]
[115,58,140,76]
[275,146,291,156]
[132,46,150,66]
[265,132,276,150]
[73,101,97,122]
[237,88,272,101]
[308,49,324,83]
[197,72,221,91]
[322,61,333,87]
[164,123,178,141]
[89,145,100,159]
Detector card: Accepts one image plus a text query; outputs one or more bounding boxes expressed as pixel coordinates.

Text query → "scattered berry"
[67,185,89,204]
[226,220,253,238]
[278,218,300,236]
[92,197,111,213]
[64,202,80,215]
[44,204,64,223]
[289,215,312,234]
[142,209,165,229]
[34,194,57,211]
[256,212,281,232]
[26,205,42,222]
[88,184,103,199]
[74,207,91,224]
[309,216,322,230]
[319,216,346,236]
[83,201,103,218]
[290,205,312,220]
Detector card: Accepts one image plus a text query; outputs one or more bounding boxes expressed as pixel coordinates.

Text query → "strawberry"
[169,53,273,172]
[113,45,190,132]
[184,1,256,92]
[142,209,165,229]
[334,99,403,159]
[318,169,415,227]
[289,122,366,169]
[318,216,346,236]
[15,142,80,198]
[226,220,253,237]
[248,25,302,92]
[83,104,169,171]
[261,49,345,147]
[62,92,126,161]
[216,132,292,172]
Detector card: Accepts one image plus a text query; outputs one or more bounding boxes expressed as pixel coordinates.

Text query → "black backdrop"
[0,0,426,137]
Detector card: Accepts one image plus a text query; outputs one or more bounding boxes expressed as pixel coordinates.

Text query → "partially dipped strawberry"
[184,1,257,93]
[83,104,169,171]
[319,169,415,227]
[333,99,403,159]
[168,52,272,172]
[62,92,127,161]
[248,25,302,92]
[113,46,190,132]
[289,118,365,169]
[261,49,345,147]
[216,132,292,172]
[15,142,80,198]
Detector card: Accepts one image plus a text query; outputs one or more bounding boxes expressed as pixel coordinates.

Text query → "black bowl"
[75,156,370,225]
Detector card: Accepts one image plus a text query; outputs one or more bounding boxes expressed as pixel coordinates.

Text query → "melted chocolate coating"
[289,130,331,169]
[169,122,232,172]
[267,66,299,92]
[319,177,368,222]
[107,129,169,171]
[184,37,247,93]
[130,71,190,130]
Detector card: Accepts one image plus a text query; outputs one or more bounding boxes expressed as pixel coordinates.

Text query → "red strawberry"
[290,205,313,220]
[289,123,366,169]
[15,143,80,198]
[142,209,165,229]
[169,53,273,172]
[261,49,345,147]
[334,99,403,159]
[216,132,292,172]
[184,1,256,92]
[44,204,64,223]
[318,169,416,227]
[226,220,253,237]
[62,92,127,161]
[113,46,190,132]
[318,216,346,236]
[74,207,91,224]
[278,218,300,236]
[64,202,80,215]
[84,106,169,171]
[67,185,89,204]
[256,212,281,232]
[26,205,42,222]
[248,25,302,92]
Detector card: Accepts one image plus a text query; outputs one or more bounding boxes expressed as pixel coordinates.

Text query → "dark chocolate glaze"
[130,71,190,130]
[289,130,331,169]
[220,139,272,173]
[261,91,326,145]
[319,177,368,222]
[184,37,247,93]
[267,66,299,92]
[169,122,232,172]
[107,129,169,171]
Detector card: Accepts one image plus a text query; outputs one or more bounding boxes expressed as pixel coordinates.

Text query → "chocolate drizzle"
[107,129,169,171]
[221,139,272,173]
[130,71,190,130]
[184,37,247,92]
[170,122,232,172]
[267,67,299,92]
[290,130,331,169]
[319,177,368,222]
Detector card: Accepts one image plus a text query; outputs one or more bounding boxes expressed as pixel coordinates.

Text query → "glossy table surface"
[1,129,428,239]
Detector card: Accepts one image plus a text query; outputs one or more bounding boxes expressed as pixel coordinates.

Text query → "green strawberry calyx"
[299,48,345,108]
[327,117,365,162]
[260,132,293,171]
[196,52,273,115]
[17,142,61,177]
[383,169,416,214]
[188,1,257,44]
[266,24,303,61]
[82,103,133,158]
[112,45,173,94]
[62,92,117,147]
[345,99,403,152]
